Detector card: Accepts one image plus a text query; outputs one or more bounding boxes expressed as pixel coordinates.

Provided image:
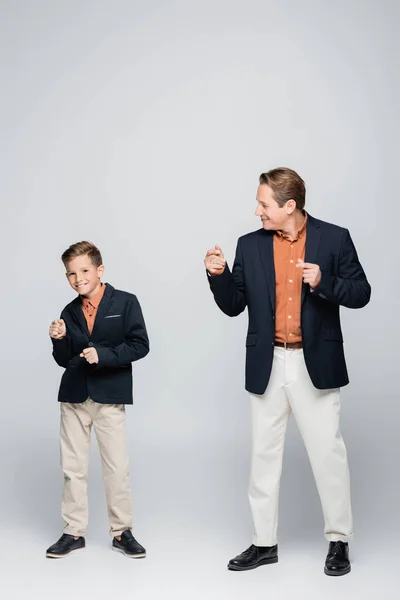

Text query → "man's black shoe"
[324,541,351,576]
[46,534,85,558]
[112,530,146,558]
[228,544,278,571]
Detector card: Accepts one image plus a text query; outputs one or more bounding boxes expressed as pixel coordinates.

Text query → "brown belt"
[275,341,303,350]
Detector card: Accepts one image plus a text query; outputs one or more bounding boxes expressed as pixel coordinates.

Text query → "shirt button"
[289,279,293,283]
[290,260,294,263]
[289,333,293,337]
[88,342,94,347]
[289,297,293,301]
[288,315,292,319]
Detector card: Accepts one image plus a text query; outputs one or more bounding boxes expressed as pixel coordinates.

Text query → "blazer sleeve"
[95,295,150,368]
[207,238,247,316]
[51,310,74,368]
[312,229,371,309]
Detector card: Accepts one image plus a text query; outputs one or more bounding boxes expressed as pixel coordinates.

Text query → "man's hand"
[204,245,226,275]
[80,348,99,364]
[49,319,66,339]
[296,259,321,289]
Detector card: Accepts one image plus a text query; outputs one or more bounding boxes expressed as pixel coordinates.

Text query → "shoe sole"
[46,546,85,559]
[228,557,278,571]
[324,565,351,576]
[112,546,146,559]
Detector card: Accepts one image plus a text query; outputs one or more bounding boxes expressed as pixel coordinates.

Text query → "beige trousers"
[249,347,353,546]
[60,398,133,537]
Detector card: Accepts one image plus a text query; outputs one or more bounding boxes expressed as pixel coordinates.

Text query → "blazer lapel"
[302,214,321,305]
[69,297,90,338]
[257,231,275,312]
[91,283,114,339]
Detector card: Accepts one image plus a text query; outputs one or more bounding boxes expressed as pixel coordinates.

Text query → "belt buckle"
[283,341,288,350]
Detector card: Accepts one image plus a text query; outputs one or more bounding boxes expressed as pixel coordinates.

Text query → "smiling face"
[65,254,104,299]
[255,183,296,230]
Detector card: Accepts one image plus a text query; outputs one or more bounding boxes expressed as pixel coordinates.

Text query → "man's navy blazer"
[52,283,149,404]
[208,214,371,393]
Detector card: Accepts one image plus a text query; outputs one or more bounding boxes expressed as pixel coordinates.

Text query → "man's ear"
[286,199,296,215]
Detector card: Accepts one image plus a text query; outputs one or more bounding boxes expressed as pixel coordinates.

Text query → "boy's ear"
[98,264,105,278]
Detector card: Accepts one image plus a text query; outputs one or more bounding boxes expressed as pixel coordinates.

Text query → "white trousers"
[60,398,133,537]
[248,347,353,546]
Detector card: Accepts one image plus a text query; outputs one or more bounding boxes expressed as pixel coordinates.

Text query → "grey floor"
[1,437,396,600]
[1,524,394,600]
[2,411,397,600]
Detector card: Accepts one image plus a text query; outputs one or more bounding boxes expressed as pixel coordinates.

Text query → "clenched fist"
[204,245,226,276]
[49,319,66,339]
[296,259,322,289]
[80,347,99,364]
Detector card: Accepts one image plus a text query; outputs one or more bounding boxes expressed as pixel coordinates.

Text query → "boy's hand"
[204,245,226,275]
[80,347,99,364]
[49,319,66,339]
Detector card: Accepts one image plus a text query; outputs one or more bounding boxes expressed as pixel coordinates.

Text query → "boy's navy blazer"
[52,283,149,404]
[208,214,371,394]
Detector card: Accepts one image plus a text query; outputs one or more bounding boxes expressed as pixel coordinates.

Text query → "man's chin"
[262,220,275,230]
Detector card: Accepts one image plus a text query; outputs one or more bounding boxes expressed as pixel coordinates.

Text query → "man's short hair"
[259,167,306,210]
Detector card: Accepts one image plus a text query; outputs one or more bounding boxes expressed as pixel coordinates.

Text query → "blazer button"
[88,342,94,347]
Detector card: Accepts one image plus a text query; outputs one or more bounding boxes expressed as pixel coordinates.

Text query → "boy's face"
[65,254,104,299]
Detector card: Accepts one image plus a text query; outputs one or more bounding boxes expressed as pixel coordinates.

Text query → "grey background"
[0,0,398,598]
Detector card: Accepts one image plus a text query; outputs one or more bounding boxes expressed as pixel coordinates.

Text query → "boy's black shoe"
[46,534,85,558]
[324,541,351,576]
[112,530,146,558]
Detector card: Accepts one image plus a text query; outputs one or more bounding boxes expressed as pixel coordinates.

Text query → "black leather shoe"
[324,541,351,576]
[46,534,85,558]
[228,544,278,571]
[112,530,146,558]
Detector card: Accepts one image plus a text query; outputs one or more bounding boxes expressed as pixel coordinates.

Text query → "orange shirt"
[274,214,307,343]
[81,283,106,335]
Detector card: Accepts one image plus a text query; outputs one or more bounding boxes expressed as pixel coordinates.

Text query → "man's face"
[255,184,294,230]
[65,254,104,298]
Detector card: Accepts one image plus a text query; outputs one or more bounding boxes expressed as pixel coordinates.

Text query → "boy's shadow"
[10,436,62,539]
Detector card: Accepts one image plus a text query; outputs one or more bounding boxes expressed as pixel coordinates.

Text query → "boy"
[46,241,149,559]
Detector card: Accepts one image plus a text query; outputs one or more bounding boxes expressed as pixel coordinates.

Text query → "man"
[204,167,370,576]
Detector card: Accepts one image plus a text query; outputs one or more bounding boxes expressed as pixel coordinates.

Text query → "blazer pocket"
[246,333,258,346]
[323,329,343,342]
